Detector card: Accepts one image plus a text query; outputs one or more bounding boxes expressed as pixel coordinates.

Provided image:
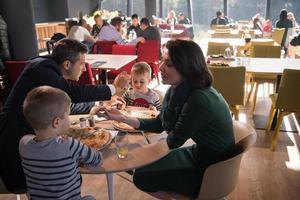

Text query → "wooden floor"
[1,87,300,200]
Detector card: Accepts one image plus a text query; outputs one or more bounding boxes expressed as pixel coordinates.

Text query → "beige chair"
[266,69,300,151]
[0,177,26,200]
[251,44,281,58]
[210,66,246,120]
[211,32,231,38]
[149,121,257,200]
[272,28,285,45]
[207,42,233,56]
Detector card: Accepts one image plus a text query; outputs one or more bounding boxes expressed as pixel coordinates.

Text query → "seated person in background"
[221,11,229,24]
[166,10,177,25]
[140,17,161,42]
[263,19,273,37]
[91,14,108,37]
[127,14,143,38]
[123,62,161,110]
[210,10,227,28]
[20,86,102,200]
[98,16,145,45]
[67,19,96,50]
[178,12,191,24]
[252,16,263,31]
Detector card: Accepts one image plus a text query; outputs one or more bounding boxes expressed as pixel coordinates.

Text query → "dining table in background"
[85,54,137,84]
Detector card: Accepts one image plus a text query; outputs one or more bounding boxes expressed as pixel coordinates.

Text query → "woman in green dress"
[99,40,235,198]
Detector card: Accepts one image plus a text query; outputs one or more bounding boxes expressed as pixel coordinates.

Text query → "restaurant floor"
[1,84,300,200]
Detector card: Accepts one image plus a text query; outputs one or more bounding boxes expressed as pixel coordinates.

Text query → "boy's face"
[131,72,150,94]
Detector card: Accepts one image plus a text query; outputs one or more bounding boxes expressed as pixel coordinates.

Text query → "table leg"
[101,70,108,85]
[106,173,114,200]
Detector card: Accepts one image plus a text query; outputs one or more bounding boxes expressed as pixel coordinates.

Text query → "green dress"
[133,82,235,198]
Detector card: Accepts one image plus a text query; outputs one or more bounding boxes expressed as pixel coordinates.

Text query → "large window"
[227,0,267,21]
[269,0,300,23]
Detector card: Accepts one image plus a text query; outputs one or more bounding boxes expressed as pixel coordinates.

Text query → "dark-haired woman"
[99,40,235,198]
[276,9,293,54]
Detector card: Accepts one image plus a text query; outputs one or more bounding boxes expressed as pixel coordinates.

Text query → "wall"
[32,0,68,23]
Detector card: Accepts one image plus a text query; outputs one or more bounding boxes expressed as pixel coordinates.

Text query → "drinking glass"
[115,131,128,159]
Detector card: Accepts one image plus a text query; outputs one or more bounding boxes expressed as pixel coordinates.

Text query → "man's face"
[140,24,147,31]
[66,53,86,81]
[132,18,139,27]
[95,17,103,26]
[115,22,123,32]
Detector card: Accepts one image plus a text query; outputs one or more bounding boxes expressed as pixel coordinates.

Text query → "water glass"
[115,131,128,159]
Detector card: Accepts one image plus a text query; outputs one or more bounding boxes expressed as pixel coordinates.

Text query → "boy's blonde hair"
[131,62,152,79]
[23,86,71,130]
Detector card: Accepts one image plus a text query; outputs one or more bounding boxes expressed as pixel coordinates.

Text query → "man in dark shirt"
[140,17,161,42]
[210,10,227,28]
[0,39,129,191]
[127,14,142,38]
[91,14,108,37]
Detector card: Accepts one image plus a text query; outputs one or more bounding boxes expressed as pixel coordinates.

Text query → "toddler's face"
[131,73,150,94]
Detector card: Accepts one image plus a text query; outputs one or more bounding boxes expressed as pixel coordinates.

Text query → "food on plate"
[112,121,139,132]
[80,128,111,150]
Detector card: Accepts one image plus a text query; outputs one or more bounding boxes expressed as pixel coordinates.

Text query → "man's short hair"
[131,62,152,79]
[140,17,150,26]
[131,14,139,20]
[216,11,222,17]
[94,14,101,20]
[52,38,88,65]
[110,16,123,27]
[23,86,71,130]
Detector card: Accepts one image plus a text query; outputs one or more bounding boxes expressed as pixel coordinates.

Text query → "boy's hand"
[113,72,130,96]
[110,96,126,110]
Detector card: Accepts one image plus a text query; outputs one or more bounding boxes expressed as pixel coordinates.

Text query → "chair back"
[108,44,137,79]
[4,61,27,85]
[215,25,230,30]
[137,40,160,63]
[159,24,170,30]
[249,40,275,57]
[211,32,231,38]
[210,66,246,106]
[252,45,281,58]
[272,28,285,45]
[77,63,94,84]
[276,69,300,111]
[207,42,232,56]
[197,121,257,200]
[92,41,116,54]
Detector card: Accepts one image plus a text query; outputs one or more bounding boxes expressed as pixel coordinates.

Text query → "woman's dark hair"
[166,40,213,89]
[279,9,288,21]
[52,39,88,65]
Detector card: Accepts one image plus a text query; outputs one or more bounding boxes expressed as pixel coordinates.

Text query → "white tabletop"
[85,54,137,70]
[199,38,274,47]
[219,57,300,75]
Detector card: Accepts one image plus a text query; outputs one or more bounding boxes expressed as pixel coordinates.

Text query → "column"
[0,0,38,60]
[127,0,133,17]
[145,0,157,21]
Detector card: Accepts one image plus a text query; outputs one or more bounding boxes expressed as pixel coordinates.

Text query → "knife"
[141,131,151,144]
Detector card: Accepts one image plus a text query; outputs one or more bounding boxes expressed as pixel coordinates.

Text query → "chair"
[77,63,95,84]
[272,28,285,45]
[0,177,26,200]
[150,121,257,200]
[211,32,231,38]
[92,41,117,54]
[108,44,137,80]
[247,43,280,112]
[266,69,300,151]
[207,42,233,56]
[210,66,246,120]
[4,61,27,85]
[137,40,160,85]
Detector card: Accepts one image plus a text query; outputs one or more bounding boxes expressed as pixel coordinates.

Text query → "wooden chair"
[108,44,137,80]
[207,42,233,56]
[148,121,257,200]
[137,40,160,85]
[272,28,285,45]
[266,69,300,151]
[210,66,246,120]
[247,43,280,112]
[4,61,27,86]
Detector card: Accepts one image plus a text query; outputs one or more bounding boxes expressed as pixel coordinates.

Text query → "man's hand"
[113,71,130,96]
[137,37,146,44]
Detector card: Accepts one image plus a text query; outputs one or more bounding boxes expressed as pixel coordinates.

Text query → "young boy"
[123,62,161,110]
[19,86,101,200]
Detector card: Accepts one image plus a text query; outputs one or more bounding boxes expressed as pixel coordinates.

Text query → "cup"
[115,131,129,159]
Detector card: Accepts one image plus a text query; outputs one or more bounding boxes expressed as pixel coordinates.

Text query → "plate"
[121,109,158,119]
[80,128,112,151]
[112,121,140,133]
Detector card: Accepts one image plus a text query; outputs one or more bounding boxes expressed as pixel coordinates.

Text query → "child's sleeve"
[152,91,162,111]
[68,137,102,167]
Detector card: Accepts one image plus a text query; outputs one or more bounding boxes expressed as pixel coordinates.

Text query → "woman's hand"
[97,108,125,122]
[89,105,106,117]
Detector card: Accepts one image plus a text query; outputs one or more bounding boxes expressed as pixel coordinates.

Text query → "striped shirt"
[123,88,161,110]
[19,135,102,200]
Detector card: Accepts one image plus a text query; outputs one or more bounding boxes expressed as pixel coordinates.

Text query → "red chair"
[77,63,94,84]
[108,44,137,80]
[173,24,191,39]
[159,24,170,30]
[137,40,160,84]
[4,61,27,85]
[92,41,117,54]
